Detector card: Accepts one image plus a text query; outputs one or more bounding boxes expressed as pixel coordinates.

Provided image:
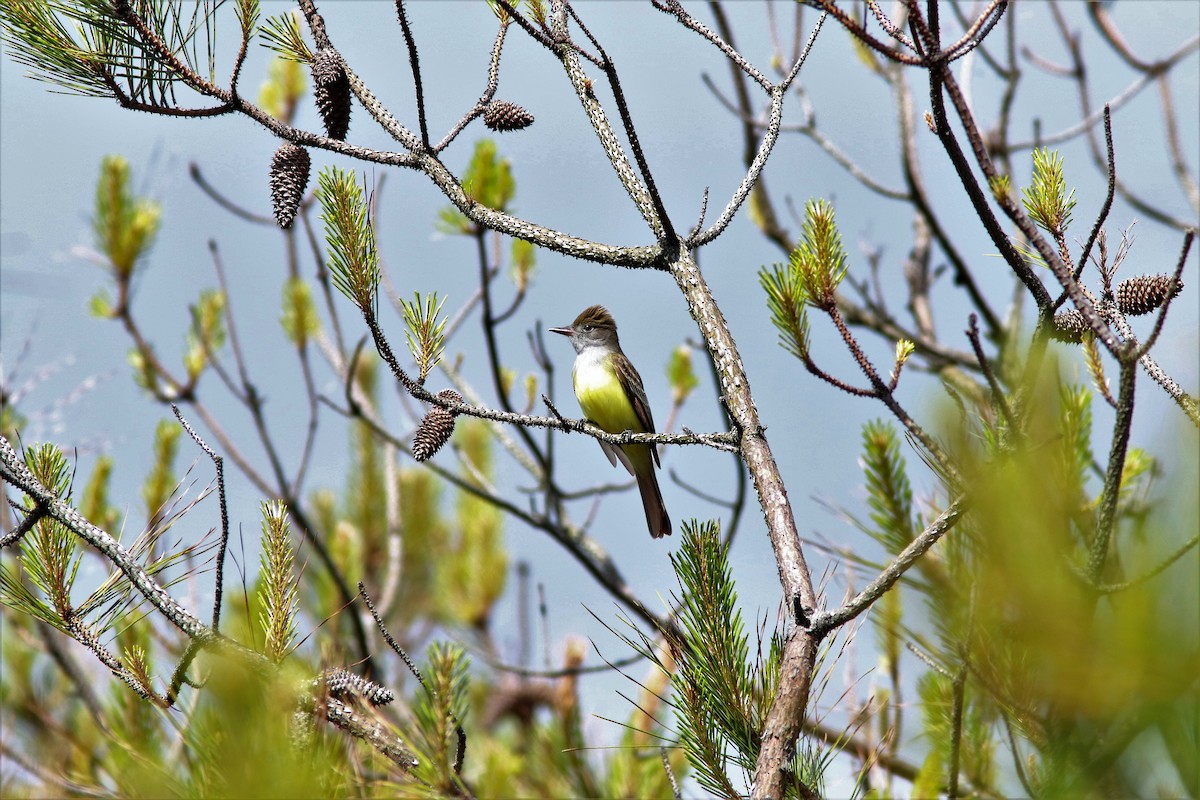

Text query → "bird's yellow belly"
[573,366,644,435]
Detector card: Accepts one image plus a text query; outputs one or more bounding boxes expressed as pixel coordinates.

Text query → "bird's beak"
[548,325,574,337]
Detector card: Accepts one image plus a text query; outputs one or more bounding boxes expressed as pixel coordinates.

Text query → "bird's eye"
[582,324,593,332]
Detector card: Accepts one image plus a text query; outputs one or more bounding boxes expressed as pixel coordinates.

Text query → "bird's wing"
[615,352,661,467]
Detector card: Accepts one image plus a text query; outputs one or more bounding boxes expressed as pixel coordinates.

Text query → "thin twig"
[966,315,1017,432]
[171,405,230,633]
[359,582,467,774]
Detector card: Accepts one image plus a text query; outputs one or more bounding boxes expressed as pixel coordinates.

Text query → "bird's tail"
[636,468,671,539]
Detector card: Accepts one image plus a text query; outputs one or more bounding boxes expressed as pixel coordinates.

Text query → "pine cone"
[1115,274,1183,316]
[269,143,310,229]
[322,668,394,706]
[412,390,463,462]
[484,100,534,132]
[1051,309,1088,343]
[311,48,351,140]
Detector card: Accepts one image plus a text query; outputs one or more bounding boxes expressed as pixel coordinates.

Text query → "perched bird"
[550,305,671,538]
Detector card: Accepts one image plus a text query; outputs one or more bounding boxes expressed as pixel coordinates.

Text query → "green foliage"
[911,671,950,796]
[411,643,471,794]
[437,139,515,234]
[17,445,79,621]
[257,501,299,663]
[669,520,819,798]
[127,346,158,395]
[1022,148,1077,237]
[280,275,320,345]
[93,154,161,279]
[88,287,116,318]
[860,420,916,556]
[141,419,180,526]
[317,166,380,312]
[510,237,536,291]
[392,468,446,625]
[860,420,916,677]
[400,292,448,384]
[598,659,687,799]
[988,173,1011,203]
[521,373,539,412]
[893,338,915,373]
[668,344,699,406]
[759,260,811,359]
[233,0,260,39]
[525,0,548,32]
[439,419,507,628]
[80,453,120,532]
[790,198,848,308]
[1057,383,1093,506]
[759,197,846,360]
[912,672,997,795]
[184,289,227,381]
[901,368,1200,797]
[259,9,313,63]
[182,665,351,798]
[259,53,307,123]
[0,0,118,97]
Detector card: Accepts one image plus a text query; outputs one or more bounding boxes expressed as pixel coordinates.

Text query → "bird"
[549,305,671,538]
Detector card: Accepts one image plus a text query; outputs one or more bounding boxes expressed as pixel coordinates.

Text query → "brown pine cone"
[483,101,535,132]
[412,390,463,461]
[1115,274,1183,316]
[311,48,351,141]
[1051,309,1088,343]
[269,143,310,229]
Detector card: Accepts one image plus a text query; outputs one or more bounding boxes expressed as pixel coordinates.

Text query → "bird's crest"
[573,305,617,331]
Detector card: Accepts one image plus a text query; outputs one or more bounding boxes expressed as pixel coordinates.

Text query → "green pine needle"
[413,643,470,789]
[18,444,81,618]
[791,199,848,308]
[234,0,260,38]
[257,501,298,664]
[861,420,916,556]
[400,292,448,384]
[0,0,114,97]
[1022,148,1077,236]
[671,520,762,787]
[317,167,380,313]
[759,261,811,359]
[259,10,312,63]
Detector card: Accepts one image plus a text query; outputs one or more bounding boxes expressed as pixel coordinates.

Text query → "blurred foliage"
[259,52,307,123]
[847,363,1199,798]
[509,237,536,292]
[93,154,161,280]
[667,344,699,407]
[185,289,227,381]
[1,393,688,797]
[281,275,320,346]
[141,418,180,531]
[437,139,515,235]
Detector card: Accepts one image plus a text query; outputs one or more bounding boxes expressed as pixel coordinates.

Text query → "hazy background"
[2,2,1196,792]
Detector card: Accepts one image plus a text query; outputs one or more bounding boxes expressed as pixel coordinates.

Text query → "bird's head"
[549,305,620,353]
